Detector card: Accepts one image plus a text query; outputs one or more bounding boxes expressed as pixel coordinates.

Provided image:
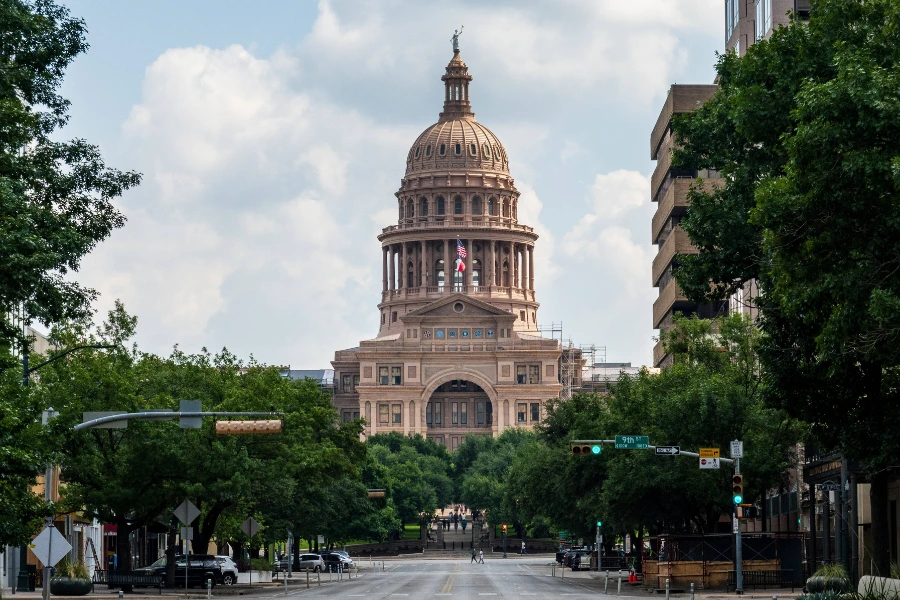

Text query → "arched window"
[436,259,445,289]
[439,143,446,156]
[455,143,462,155]
[406,199,414,218]
[472,196,482,215]
[501,199,508,217]
[437,196,445,215]
[454,196,463,214]
[425,145,432,157]
[407,261,414,288]
[469,143,477,156]
[473,259,481,287]
[487,197,496,216]
[420,197,428,216]
[512,200,517,219]
[502,260,510,287]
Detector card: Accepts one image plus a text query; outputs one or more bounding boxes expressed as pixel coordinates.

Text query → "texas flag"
[456,239,467,272]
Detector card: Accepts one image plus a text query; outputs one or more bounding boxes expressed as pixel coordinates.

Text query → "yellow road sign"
[699,448,720,458]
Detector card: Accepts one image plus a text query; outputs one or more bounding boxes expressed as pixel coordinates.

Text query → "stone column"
[420,242,426,287]
[488,240,495,286]
[389,245,395,291]
[444,239,453,291]
[508,242,515,287]
[528,245,535,291]
[382,246,388,292]
[401,243,409,289]
[464,239,473,287]
[522,244,529,293]
[424,241,431,286]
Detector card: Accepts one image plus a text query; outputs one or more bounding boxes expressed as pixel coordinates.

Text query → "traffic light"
[215,419,282,434]
[737,504,757,520]
[732,474,744,504]
[596,521,602,527]
[570,442,602,456]
[501,524,508,535]
[367,489,386,499]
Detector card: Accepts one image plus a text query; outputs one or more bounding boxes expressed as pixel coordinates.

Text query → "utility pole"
[734,456,743,595]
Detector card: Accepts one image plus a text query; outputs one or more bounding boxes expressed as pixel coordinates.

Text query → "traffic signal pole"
[734,457,743,595]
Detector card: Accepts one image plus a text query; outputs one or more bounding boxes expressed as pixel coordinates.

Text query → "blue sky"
[58,0,723,367]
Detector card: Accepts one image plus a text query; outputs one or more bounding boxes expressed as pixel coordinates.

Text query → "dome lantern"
[439,50,475,122]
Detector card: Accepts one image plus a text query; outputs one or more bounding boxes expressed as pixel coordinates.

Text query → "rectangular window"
[517,403,526,423]
[427,402,433,425]
[530,403,540,422]
[765,0,772,35]
[378,404,389,424]
[486,402,493,424]
[353,411,359,420]
[392,311,398,322]
[477,402,485,425]
[516,365,527,384]
[756,0,763,40]
[342,375,351,392]
[391,366,402,385]
[353,375,359,389]
[452,402,458,425]
[434,402,442,425]
[528,365,540,384]
[460,402,467,425]
[392,404,402,424]
[342,411,351,422]
[379,367,389,385]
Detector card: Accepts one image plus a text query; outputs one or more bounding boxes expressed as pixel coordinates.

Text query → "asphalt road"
[270,557,609,600]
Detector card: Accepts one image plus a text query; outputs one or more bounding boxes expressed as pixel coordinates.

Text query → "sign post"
[174,500,200,591]
[731,440,744,595]
[241,518,261,584]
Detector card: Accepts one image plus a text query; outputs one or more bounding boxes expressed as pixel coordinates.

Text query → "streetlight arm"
[25,344,116,377]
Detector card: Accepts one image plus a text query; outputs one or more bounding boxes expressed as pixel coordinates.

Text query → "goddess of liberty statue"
[451,26,464,51]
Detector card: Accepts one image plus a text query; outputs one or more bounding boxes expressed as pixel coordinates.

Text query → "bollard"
[605,572,610,594]
[339,565,343,582]
[691,582,695,600]
[666,578,670,600]
[306,569,310,589]
[207,579,212,600]
[618,575,622,595]
[284,574,287,596]
[317,571,320,586]
[118,591,123,600]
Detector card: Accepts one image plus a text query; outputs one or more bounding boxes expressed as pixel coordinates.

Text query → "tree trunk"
[165,523,177,588]
[115,514,134,571]
[195,503,229,554]
[869,470,890,576]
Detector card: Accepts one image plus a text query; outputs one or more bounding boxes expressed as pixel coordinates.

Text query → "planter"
[50,577,93,596]
[806,576,851,593]
[236,570,272,584]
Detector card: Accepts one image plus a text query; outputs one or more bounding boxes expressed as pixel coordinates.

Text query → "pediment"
[402,293,515,321]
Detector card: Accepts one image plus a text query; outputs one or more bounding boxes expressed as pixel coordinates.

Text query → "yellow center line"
[440,573,455,594]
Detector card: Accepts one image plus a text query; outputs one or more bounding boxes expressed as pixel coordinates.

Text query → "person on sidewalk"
[471,548,477,563]
[521,541,526,555]
[478,550,484,564]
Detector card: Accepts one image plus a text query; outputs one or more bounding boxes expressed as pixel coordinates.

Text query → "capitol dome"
[405,49,509,175]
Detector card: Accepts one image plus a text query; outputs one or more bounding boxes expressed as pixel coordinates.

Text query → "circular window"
[453,302,465,313]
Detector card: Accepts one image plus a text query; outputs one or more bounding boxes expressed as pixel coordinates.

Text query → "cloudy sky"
[58,0,723,368]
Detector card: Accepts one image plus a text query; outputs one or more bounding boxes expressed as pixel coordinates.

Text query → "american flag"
[456,239,467,272]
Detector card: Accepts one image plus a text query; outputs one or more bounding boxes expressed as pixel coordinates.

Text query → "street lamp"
[17,343,115,596]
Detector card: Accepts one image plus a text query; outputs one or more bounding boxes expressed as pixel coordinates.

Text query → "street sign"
[816,483,841,491]
[180,527,193,541]
[732,516,739,533]
[30,527,72,567]
[699,448,720,458]
[655,446,680,456]
[615,435,649,449]
[179,400,202,429]
[241,517,261,538]
[731,440,744,459]
[174,500,200,526]
[699,458,721,469]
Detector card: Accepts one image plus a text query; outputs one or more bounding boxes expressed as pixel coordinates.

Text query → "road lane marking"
[478,594,498,596]
[439,574,455,594]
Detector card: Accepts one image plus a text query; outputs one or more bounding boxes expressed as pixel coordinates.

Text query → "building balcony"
[380,215,534,237]
[381,285,537,304]
[651,178,721,244]
[653,278,694,329]
[652,226,696,287]
[650,142,673,202]
[650,84,719,160]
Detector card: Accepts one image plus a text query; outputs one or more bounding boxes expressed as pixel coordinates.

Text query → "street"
[275,557,602,599]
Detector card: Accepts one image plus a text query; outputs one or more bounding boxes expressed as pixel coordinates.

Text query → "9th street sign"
[615,435,649,449]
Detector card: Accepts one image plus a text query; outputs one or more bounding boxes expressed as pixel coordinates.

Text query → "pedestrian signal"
[732,474,744,504]
[570,442,602,456]
[501,524,508,534]
[215,420,282,434]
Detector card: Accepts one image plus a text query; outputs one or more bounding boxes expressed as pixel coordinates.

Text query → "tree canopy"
[671,0,900,573]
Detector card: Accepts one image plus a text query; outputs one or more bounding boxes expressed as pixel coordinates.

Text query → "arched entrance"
[423,379,493,449]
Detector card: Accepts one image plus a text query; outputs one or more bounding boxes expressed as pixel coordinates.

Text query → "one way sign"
[655,446,680,455]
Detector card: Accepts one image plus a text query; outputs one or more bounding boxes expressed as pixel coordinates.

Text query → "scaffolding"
[538,323,594,400]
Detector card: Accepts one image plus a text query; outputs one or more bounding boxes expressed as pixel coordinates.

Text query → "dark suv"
[136,555,225,588]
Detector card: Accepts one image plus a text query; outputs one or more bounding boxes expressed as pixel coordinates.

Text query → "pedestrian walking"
[521,541,526,555]
[462,518,467,532]
[471,548,477,563]
[478,550,484,564]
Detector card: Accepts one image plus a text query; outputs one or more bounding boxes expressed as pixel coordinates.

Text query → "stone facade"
[332,49,562,448]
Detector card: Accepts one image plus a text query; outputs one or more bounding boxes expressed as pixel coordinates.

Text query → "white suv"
[214,556,239,585]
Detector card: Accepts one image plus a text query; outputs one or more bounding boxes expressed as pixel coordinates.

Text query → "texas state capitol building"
[331,48,563,449]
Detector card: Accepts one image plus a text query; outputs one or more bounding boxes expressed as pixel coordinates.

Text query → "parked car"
[572,552,592,571]
[563,550,590,569]
[297,554,325,572]
[321,552,354,572]
[214,556,238,585]
[136,555,225,588]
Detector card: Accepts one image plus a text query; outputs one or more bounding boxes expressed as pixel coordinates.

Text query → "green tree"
[671,0,900,573]
[0,0,140,348]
